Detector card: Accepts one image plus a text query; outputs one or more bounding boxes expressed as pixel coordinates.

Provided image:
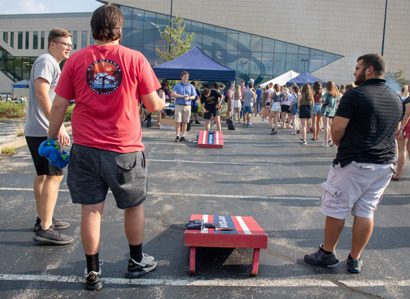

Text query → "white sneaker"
[321,143,329,148]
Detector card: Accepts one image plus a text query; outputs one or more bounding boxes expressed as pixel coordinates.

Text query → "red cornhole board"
[184,214,268,276]
[198,131,223,148]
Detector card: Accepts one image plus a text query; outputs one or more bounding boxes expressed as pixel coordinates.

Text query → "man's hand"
[59,126,70,146]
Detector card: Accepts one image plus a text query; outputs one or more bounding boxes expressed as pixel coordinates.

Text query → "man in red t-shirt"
[47,3,165,290]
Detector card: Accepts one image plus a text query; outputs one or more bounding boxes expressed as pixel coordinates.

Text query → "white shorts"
[233,99,242,108]
[270,102,281,112]
[320,161,394,219]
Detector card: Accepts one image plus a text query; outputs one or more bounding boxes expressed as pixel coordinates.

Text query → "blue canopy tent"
[286,72,326,87]
[12,79,30,88]
[153,46,235,81]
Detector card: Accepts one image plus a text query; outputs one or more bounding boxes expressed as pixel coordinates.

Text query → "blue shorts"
[312,103,322,115]
[243,106,253,114]
[291,105,299,116]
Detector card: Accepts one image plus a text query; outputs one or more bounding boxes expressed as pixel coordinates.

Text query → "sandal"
[391,176,401,181]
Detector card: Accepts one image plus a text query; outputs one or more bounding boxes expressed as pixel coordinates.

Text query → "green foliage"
[1,147,16,155]
[385,70,408,87]
[0,102,26,119]
[64,104,75,121]
[155,17,196,63]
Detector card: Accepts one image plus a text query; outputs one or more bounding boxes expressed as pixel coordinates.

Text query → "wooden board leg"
[189,247,196,275]
[251,248,260,276]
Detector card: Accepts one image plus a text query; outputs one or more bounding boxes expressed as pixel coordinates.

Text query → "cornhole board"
[184,214,268,276]
[159,117,175,130]
[198,131,224,148]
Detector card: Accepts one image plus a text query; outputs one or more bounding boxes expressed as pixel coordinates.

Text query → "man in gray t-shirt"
[23,28,73,245]
[243,83,256,127]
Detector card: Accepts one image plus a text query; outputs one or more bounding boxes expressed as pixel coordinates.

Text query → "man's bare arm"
[331,116,350,146]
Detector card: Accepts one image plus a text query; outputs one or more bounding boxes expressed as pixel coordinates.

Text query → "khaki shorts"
[320,161,394,219]
[174,105,191,123]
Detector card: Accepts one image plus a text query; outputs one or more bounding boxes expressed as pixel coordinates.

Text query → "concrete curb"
[0,124,72,153]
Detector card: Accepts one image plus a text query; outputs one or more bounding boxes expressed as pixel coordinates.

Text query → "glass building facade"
[119,4,343,84]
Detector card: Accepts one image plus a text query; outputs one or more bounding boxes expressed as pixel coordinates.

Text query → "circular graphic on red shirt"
[86,59,122,95]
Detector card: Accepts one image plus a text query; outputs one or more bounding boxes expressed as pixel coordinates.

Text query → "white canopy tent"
[259,70,299,88]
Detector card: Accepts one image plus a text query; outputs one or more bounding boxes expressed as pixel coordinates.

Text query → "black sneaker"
[33,226,73,245]
[125,253,157,278]
[33,217,70,232]
[175,136,180,142]
[269,129,275,135]
[304,245,339,267]
[84,269,103,290]
[347,256,363,273]
[179,136,186,142]
[195,120,201,124]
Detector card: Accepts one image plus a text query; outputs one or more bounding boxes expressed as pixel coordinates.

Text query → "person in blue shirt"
[190,81,201,125]
[255,85,263,116]
[171,71,197,142]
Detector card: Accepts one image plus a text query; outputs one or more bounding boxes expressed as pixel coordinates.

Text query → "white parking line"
[0,187,319,201]
[0,274,409,288]
[147,158,279,166]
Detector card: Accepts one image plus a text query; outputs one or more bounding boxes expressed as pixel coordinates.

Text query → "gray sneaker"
[33,226,73,245]
[304,245,339,267]
[347,256,363,273]
[33,217,70,232]
[84,268,103,290]
[125,253,157,278]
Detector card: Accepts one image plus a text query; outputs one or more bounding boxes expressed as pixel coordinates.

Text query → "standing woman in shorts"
[233,85,242,124]
[261,87,269,123]
[280,87,292,129]
[269,84,282,135]
[298,84,313,145]
[289,85,300,135]
[311,81,323,141]
[321,81,340,147]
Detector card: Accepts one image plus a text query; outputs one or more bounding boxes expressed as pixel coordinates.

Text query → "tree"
[155,16,196,63]
[385,70,408,87]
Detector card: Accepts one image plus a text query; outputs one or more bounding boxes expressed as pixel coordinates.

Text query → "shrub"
[64,104,75,121]
[1,147,16,155]
[0,102,26,119]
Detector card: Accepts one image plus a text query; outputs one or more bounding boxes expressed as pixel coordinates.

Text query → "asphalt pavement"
[0,116,409,298]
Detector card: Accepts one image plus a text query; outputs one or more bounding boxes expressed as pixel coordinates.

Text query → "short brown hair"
[180,71,189,78]
[48,28,72,48]
[91,3,124,41]
[357,54,386,76]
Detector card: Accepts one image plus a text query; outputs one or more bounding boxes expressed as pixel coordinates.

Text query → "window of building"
[33,31,38,49]
[18,32,23,49]
[25,32,29,49]
[3,32,8,44]
[72,31,77,49]
[89,31,94,45]
[40,31,45,49]
[10,32,14,48]
[81,31,88,48]
[119,6,343,83]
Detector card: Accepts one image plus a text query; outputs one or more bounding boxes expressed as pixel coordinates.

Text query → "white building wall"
[114,0,410,85]
[0,13,92,57]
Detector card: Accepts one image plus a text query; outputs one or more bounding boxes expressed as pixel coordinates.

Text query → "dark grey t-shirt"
[334,79,402,166]
[24,53,61,137]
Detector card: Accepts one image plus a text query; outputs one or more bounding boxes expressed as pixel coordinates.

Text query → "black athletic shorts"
[281,104,291,113]
[26,136,63,176]
[191,105,199,113]
[204,107,220,120]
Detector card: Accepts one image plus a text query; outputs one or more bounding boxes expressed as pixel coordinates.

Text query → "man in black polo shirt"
[304,54,402,273]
